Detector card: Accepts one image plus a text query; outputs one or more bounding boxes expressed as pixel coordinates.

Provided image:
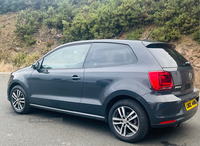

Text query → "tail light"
[149,71,173,91]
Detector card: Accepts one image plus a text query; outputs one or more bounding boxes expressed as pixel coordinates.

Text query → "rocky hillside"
[0,12,62,71]
[174,36,200,89]
[0,13,200,89]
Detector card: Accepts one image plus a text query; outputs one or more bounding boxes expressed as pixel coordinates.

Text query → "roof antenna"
[143,28,154,41]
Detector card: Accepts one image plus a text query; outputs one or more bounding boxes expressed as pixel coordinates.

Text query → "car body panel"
[7,66,33,100]
[80,65,152,116]
[30,68,85,111]
[143,87,199,127]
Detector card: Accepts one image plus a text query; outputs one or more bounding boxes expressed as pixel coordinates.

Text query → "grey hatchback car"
[7,40,199,142]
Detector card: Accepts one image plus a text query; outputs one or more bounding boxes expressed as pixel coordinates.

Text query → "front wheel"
[108,99,149,143]
[10,85,31,114]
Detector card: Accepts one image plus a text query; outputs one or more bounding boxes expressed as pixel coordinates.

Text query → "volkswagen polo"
[7,40,199,142]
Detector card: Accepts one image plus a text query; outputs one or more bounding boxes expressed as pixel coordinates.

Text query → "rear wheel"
[10,85,31,114]
[108,99,149,143]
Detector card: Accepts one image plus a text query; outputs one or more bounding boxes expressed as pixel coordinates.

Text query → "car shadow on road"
[13,109,188,146]
[29,108,112,134]
[136,123,189,146]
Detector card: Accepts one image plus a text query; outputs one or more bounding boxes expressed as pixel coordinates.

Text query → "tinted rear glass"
[149,47,188,67]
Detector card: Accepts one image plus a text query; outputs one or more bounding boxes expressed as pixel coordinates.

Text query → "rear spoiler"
[142,41,175,49]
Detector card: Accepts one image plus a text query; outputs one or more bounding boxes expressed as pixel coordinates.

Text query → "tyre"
[10,85,31,114]
[108,99,149,143]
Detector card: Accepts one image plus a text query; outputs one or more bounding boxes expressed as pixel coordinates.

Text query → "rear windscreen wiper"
[183,62,190,66]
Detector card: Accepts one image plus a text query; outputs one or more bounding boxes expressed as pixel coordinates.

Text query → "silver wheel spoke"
[127,111,135,119]
[121,107,126,118]
[128,122,139,131]
[120,123,125,134]
[123,125,127,136]
[17,90,21,98]
[19,98,25,101]
[113,117,123,125]
[126,124,136,134]
[113,117,123,121]
[13,101,17,107]
[12,93,17,100]
[18,102,22,110]
[113,122,123,125]
[19,98,25,103]
[117,108,123,118]
[128,115,137,122]
[19,100,25,104]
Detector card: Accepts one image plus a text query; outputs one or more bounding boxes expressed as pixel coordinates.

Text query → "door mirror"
[32,62,40,70]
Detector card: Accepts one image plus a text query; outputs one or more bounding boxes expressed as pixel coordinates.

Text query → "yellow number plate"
[185,99,198,111]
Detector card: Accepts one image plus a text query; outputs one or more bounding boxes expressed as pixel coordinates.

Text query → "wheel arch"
[8,82,27,101]
[104,93,152,124]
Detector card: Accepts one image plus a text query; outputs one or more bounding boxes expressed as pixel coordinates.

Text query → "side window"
[85,43,137,67]
[42,44,91,69]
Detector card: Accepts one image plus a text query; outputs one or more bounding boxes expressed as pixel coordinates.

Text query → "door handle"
[71,75,81,80]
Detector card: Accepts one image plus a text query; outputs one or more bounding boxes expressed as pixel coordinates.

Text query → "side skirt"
[30,103,105,121]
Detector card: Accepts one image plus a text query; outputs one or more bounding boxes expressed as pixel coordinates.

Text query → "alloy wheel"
[11,89,25,112]
[112,106,139,137]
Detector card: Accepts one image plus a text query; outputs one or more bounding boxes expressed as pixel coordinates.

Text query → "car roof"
[61,39,141,45]
[57,39,168,48]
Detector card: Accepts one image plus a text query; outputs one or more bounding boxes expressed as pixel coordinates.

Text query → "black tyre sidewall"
[108,99,149,143]
[10,85,30,114]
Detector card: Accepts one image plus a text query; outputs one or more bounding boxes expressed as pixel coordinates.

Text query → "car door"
[79,43,138,116]
[30,43,91,111]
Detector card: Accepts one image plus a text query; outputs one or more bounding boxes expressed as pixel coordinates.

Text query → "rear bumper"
[143,88,199,128]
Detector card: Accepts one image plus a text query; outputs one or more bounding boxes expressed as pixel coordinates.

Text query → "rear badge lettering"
[175,86,181,89]
[189,72,192,81]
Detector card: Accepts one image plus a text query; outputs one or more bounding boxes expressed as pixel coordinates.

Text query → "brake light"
[149,71,173,91]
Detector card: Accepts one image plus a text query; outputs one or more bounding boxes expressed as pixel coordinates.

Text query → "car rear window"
[149,47,189,67]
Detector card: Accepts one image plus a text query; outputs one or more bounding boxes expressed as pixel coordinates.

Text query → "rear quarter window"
[84,43,137,67]
[149,47,188,67]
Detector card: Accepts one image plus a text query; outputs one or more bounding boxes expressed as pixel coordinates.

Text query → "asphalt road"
[0,74,200,146]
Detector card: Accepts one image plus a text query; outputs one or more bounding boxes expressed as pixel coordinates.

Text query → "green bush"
[1,0,200,43]
[193,30,200,44]
[0,0,28,14]
[152,26,181,42]
[58,36,67,44]
[25,53,40,66]
[152,0,200,42]
[126,29,144,40]
[12,52,26,67]
[24,35,36,46]
[12,52,40,67]
[14,10,41,38]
